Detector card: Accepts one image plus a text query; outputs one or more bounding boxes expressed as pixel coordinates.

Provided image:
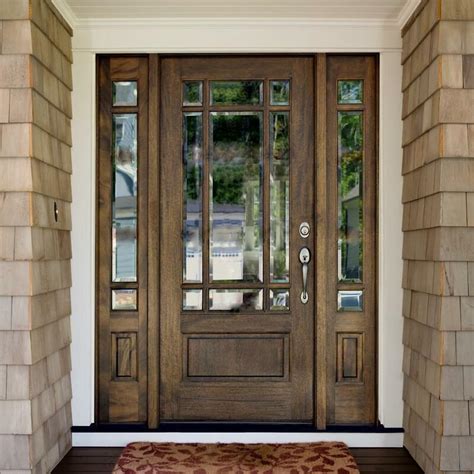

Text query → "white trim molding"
[52,0,422,53]
[73,432,404,448]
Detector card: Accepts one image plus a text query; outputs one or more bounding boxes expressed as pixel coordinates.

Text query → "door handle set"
[299,247,311,304]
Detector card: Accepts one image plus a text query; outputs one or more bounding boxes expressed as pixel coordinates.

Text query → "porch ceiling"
[53,0,421,27]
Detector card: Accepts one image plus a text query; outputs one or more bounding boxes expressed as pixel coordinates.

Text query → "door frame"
[95,53,379,430]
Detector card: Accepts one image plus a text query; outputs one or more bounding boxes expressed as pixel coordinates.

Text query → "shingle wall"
[0,0,73,472]
[402,1,474,473]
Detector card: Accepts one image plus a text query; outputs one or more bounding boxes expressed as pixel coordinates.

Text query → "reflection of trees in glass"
[338,112,363,282]
[212,81,262,105]
[271,113,289,282]
[211,113,261,205]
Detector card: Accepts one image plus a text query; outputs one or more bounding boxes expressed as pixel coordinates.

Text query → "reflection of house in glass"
[338,182,362,282]
[112,114,138,282]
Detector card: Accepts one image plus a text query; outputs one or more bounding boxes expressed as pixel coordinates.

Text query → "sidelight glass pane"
[183,113,203,282]
[183,290,203,310]
[183,81,203,106]
[270,80,290,105]
[209,289,263,311]
[210,112,263,282]
[113,81,137,106]
[338,80,363,104]
[112,114,137,282]
[211,81,263,105]
[270,112,290,282]
[270,289,290,311]
[338,290,363,312]
[111,289,137,310]
[338,111,363,283]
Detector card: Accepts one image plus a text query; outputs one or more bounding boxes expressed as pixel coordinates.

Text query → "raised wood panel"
[337,332,363,383]
[111,332,137,380]
[186,336,286,378]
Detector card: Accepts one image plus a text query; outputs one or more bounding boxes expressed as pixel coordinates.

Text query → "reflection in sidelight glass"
[338,111,363,283]
[270,80,290,105]
[209,289,263,311]
[183,290,203,310]
[113,81,137,106]
[337,290,363,312]
[338,80,363,104]
[270,112,290,282]
[183,113,203,282]
[112,289,137,310]
[210,112,263,282]
[270,289,290,311]
[211,81,263,105]
[112,114,137,282]
[183,81,203,106]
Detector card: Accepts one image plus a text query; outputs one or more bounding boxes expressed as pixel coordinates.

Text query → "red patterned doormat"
[112,442,360,473]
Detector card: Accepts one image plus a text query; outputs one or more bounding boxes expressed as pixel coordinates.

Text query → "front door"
[96,54,377,427]
[160,57,315,421]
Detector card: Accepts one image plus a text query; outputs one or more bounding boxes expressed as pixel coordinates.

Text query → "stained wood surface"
[159,56,315,422]
[52,447,423,473]
[325,55,377,425]
[97,56,149,423]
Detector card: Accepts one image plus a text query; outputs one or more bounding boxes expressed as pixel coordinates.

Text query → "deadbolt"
[299,222,310,239]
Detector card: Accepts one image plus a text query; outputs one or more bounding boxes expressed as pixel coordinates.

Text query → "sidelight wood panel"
[326,55,377,425]
[97,56,149,423]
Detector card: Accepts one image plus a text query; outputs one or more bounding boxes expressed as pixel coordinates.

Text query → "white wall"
[69,23,405,434]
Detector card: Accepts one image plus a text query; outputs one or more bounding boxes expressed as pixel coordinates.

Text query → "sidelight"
[337,80,363,105]
[337,111,363,283]
[112,113,138,282]
[113,81,137,106]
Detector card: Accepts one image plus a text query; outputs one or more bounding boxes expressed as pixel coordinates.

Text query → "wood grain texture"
[326,55,377,425]
[159,56,315,422]
[97,56,149,423]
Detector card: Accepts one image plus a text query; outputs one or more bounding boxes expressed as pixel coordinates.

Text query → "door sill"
[73,422,403,433]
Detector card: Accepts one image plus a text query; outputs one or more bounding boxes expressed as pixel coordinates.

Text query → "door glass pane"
[270,112,290,283]
[209,289,263,311]
[338,111,363,283]
[183,290,203,310]
[183,113,203,282]
[210,112,263,282]
[183,81,203,106]
[113,81,137,106]
[270,80,290,105]
[270,289,289,311]
[111,289,137,310]
[338,290,363,312]
[338,80,363,104]
[211,81,263,105]
[112,114,137,282]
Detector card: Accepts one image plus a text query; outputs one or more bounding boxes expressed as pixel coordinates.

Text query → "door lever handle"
[299,247,311,304]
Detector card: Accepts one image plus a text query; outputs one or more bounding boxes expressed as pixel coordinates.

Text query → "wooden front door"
[96,54,377,427]
[160,57,315,421]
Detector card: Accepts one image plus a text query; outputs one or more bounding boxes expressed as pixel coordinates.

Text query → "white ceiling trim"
[53,0,421,30]
[396,0,422,28]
